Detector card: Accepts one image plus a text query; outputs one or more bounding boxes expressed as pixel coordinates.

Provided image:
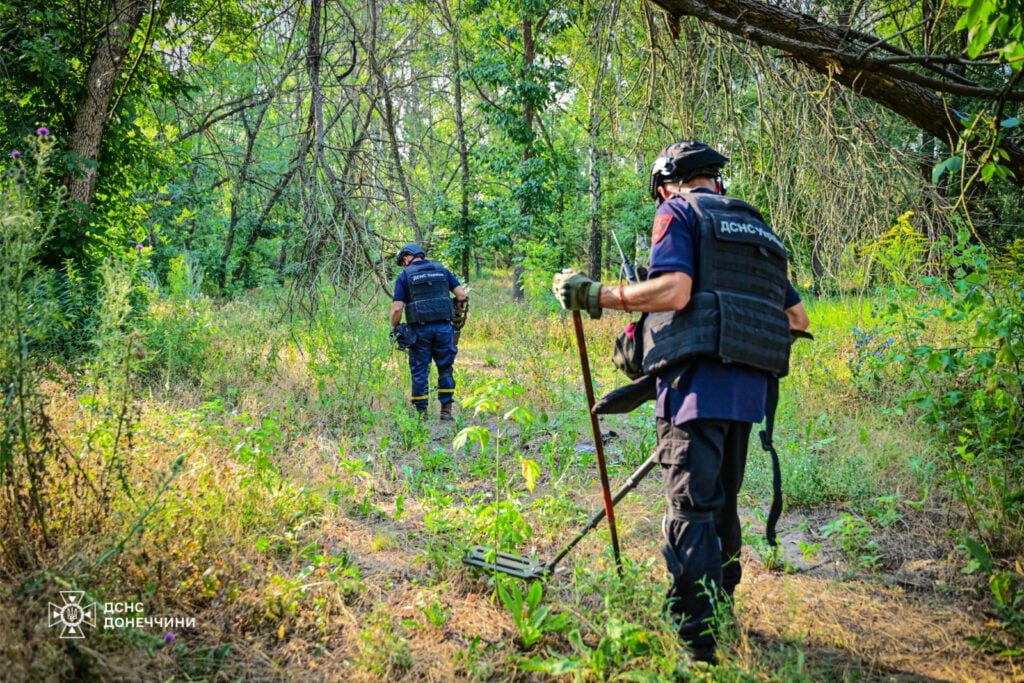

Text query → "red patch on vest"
[652,214,672,245]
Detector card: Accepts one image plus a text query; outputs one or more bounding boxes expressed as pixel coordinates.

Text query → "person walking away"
[391,243,469,421]
[553,141,810,665]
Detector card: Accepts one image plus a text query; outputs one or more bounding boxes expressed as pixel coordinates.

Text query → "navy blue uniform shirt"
[393,260,461,305]
[648,189,800,425]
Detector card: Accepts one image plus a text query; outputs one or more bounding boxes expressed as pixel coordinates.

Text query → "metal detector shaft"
[571,310,623,574]
[545,454,656,572]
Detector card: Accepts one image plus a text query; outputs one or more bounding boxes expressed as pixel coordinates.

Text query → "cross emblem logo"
[48,591,97,638]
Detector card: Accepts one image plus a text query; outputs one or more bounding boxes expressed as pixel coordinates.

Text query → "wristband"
[586,282,603,319]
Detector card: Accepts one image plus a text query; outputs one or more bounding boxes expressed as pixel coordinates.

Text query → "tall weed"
[78,253,146,514]
[0,133,151,572]
[305,301,394,430]
[0,132,66,570]
[863,219,1024,649]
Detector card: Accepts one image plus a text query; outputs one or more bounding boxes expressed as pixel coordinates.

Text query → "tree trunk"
[452,26,472,284]
[512,15,536,303]
[66,0,148,207]
[588,142,603,280]
[368,0,421,244]
[218,109,264,290]
[586,2,619,281]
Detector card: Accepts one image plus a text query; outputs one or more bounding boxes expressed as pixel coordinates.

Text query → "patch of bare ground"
[738,565,1021,682]
[737,507,1023,682]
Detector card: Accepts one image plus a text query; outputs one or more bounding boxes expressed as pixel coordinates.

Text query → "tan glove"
[452,296,469,330]
[552,269,602,319]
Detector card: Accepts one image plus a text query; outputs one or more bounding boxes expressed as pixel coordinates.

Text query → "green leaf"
[989,571,1015,606]
[519,456,541,493]
[964,0,993,28]
[962,536,994,574]
[504,405,534,425]
[526,581,543,611]
[932,155,963,184]
[453,425,490,453]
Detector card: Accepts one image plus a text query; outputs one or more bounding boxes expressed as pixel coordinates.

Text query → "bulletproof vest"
[404,260,454,324]
[642,192,792,377]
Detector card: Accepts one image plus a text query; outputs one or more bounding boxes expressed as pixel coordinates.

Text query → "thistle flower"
[11,151,20,158]
[36,127,49,136]
[164,632,174,643]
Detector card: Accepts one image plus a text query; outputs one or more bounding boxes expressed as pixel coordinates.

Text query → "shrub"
[890,229,1024,556]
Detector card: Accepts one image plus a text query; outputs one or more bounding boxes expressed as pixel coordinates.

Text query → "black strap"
[758,330,813,548]
[758,375,783,548]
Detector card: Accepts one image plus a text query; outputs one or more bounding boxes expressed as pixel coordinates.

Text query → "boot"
[416,405,428,420]
[439,403,453,421]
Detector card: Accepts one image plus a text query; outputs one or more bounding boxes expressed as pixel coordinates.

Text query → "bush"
[890,229,1024,556]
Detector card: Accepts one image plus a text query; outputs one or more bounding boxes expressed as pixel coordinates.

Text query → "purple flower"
[11,151,20,158]
[36,127,49,136]
[164,632,174,643]
[135,243,144,251]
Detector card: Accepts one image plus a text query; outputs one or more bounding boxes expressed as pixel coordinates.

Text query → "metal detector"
[463,453,657,579]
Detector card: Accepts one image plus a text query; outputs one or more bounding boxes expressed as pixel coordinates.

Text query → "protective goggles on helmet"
[651,155,678,180]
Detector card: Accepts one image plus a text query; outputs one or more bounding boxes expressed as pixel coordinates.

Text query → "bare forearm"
[786,301,810,331]
[597,271,692,312]
[390,301,404,327]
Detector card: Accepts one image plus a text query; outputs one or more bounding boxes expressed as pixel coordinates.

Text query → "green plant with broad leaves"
[497,577,571,650]
[956,0,1024,70]
[454,379,542,498]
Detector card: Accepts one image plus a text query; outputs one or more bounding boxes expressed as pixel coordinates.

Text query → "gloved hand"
[552,269,602,319]
[390,324,416,351]
[452,296,469,330]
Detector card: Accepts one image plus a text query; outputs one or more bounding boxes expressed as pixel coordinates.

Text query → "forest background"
[2,0,1023,680]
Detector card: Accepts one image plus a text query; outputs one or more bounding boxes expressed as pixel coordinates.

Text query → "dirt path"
[739,562,1019,682]
[735,508,1022,682]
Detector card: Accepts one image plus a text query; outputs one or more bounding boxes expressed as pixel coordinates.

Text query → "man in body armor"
[553,141,810,665]
[391,243,469,421]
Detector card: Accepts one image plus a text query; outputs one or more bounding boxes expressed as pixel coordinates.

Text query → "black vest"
[642,193,792,377]
[404,260,454,325]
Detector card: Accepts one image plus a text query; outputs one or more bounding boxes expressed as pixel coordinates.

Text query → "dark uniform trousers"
[408,321,457,409]
[656,417,751,660]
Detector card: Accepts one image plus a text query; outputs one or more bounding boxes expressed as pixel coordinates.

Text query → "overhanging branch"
[650,0,1024,186]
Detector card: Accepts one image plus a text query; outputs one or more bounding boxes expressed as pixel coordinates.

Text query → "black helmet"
[395,242,425,265]
[649,140,729,202]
